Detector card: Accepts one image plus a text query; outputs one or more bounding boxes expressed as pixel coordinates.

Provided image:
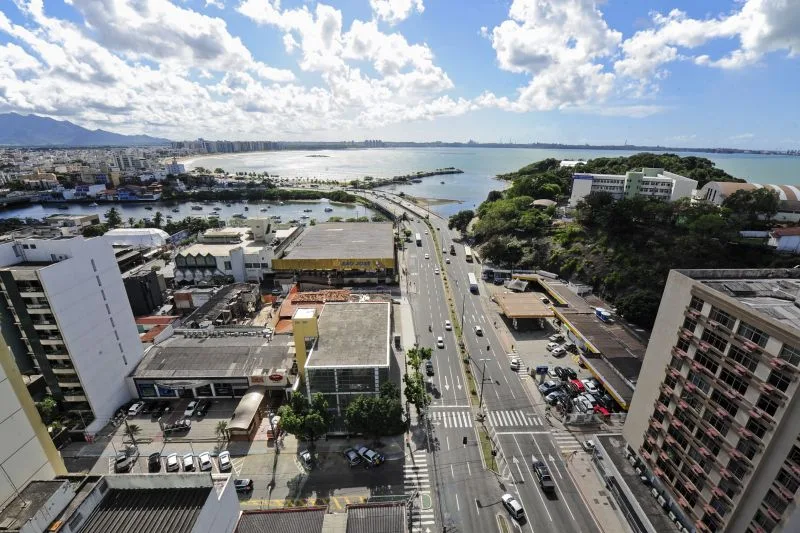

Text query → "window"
[701,329,728,353]
[703,410,730,434]
[665,374,677,389]
[122,355,127,365]
[710,389,738,417]
[109,317,115,327]
[223,261,232,271]
[776,468,799,494]
[764,489,788,514]
[22,244,29,249]
[729,459,749,479]
[779,344,800,366]
[737,438,759,460]
[683,316,698,333]
[752,510,777,531]
[746,418,768,439]
[105,304,111,314]
[95,275,102,287]
[738,322,769,348]
[669,356,683,370]
[687,370,711,394]
[694,352,719,374]
[767,370,791,392]
[690,295,704,311]
[658,393,671,408]
[720,368,748,394]
[677,337,691,352]
[790,445,800,466]
[667,425,689,450]
[729,345,758,372]
[756,395,779,417]
[29,244,36,249]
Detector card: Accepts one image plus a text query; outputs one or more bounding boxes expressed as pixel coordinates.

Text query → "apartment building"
[0,237,143,435]
[0,335,66,509]
[623,269,800,533]
[569,167,698,206]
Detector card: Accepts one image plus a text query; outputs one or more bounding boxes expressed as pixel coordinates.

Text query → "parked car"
[343,448,362,467]
[540,296,550,304]
[114,446,139,473]
[166,453,179,472]
[547,367,559,380]
[127,402,144,416]
[582,440,596,453]
[299,450,313,469]
[425,360,434,376]
[510,357,521,371]
[163,419,191,433]
[182,453,194,472]
[501,493,525,521]
[356,446,384,466]
[141,402,154,415]
[444,320,452,331]
[184,401,198,417]
[195,399,210,417]
[234,479,254,493]
[546,391,566,406]
[474,326,483,336]
[198,452,212,472]
[218,451,232,472]
[548,334,564,342]
[436,336,444,349]
[532,458,556,493]
[551,346,566,357]
[582,379,600,395]
[148,452,161,473]
[564,368,578,380]
[546,342,559,352]
[553,366,567,380]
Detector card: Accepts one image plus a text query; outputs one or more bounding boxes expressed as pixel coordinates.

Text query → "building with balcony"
[623,269,800,533]
[569,168,698,207]
[0,236,144,435]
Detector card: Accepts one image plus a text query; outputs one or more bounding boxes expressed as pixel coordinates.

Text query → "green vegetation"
[344,382,405,441]
[277,393,333,449]
[454,153,794,329]
[166,186,356,204]
[403,346,432,417]
[104,207,122,228]
[478,426,496,471]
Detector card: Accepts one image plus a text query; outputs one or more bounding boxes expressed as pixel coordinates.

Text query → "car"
[582,379,600,395]
[532,459,556,493]
[198,452,212,472]
[547,368,559,380]
[182,453,195,471]
[582,440,596,453]
[195,399,210,417]
[444,320,452,331]
[474,326,483,336]
[565,368,578,380]
[425,360,434,376]
[148,452,161,472]
[166,453,179,472]
[546,342,559,352]
[434,267,440,275]
[581,393,598,407]
[546,391,566,405]
[553,366,566,380]
[141,402,154,415]
[436,336,444,349]
[234,479,254,493]
[552,346,566,357]
[127,401,144,416]
[218,451,232,472]
[538,380,559,394]
[549,333,564,342]
[445,258,450,264]
[114,446,140,473]
[299,449,313,469]
[510,357,521,371]
[424,253,430,259]
[356,446,384,466]
[493,277,504,285]
[424,230,428,234]
[501,493,525,520]
[184,401,198,417]
[343,448,362,467]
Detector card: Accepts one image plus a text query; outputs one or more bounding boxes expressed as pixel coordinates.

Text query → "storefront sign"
[268,373,283,382]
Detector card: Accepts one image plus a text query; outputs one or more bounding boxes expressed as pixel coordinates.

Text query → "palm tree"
[128,217,136,227]
[215,421,228,442]
[124,423,141,446]
[153,211,163,228]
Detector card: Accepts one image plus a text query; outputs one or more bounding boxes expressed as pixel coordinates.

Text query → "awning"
[229,385,266,432]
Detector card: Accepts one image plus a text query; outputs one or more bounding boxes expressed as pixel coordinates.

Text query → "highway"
[363,190,600,533]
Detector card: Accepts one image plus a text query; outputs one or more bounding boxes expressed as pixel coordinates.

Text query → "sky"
[0,0,799,149]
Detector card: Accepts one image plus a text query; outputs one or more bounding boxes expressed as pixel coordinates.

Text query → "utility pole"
[460,292,466,331]
[478,358,491,410]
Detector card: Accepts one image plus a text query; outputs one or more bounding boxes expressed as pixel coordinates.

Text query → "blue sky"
[0,0,798,149]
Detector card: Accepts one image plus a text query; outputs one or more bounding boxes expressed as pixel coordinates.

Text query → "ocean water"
[185,147,800,217]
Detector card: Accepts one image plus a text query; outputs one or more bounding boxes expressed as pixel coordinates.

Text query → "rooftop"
[306,302,390,368]
[494,292,554,319]
[0,480,66,530]
[235,507,326,533]
[346,502,407,533]
[681,268,800,330]
[281,222,394,261]
[133,335,292,380]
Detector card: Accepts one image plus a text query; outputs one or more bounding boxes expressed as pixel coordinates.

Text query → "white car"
[445,258,450,264]
[510,357,521,371]
[218,451,232,472]
[546,342,559,352]
[436,336,444,349]
[434,267,440,275]
[184,401,197,417]
[424,253,430,259]
[424,230,429,234]
[548,334,564,342]
[198,452,212,472]
[166,453,179,472]
[444,320,452,331]
[182,453,195,471]
[127,402,144,416]
[582,379,600,395]
[552,346,566,357]
[501,493,525,520]
[474,326,483,336]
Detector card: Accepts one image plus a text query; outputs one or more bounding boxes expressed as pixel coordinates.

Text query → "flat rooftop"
[0,480,66,530]
[281,222,393,260]
[681,268,800,331]
[595,434,681,533]
[494,292,554,319]
[134,335,292,380]
[306,302,390,368]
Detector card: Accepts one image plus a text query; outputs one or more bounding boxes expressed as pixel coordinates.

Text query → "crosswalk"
[430,410,473,428]
[552,429,584,455]
[405,450,436,532]
[487,410,544,428]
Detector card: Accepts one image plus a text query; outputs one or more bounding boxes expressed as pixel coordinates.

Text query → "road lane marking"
[511,434,553,522]
[531,435,576,523]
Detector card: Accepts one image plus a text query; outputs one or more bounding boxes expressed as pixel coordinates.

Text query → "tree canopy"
[277,393,332,447]
[344,382,404,440]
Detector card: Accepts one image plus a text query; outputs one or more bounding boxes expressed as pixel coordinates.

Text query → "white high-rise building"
[0,236,144,435]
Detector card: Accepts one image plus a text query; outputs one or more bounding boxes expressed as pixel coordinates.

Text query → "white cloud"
[369,0,424,25]
[730,133,755,140]
[205,0,224,9]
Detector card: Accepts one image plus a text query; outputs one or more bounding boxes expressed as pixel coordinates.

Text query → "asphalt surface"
[364,190,601,533]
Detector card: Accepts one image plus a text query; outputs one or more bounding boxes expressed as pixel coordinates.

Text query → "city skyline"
[0,1,798,149]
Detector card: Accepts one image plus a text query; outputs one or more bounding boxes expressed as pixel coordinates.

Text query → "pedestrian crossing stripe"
[486,410,544,427]
[429,410,473,428]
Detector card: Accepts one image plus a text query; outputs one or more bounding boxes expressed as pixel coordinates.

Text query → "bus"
[415,233,422,246]
[468,272,478,293]
[464,246,473,262]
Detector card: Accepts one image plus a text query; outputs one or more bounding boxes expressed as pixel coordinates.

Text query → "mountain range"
[0,113,171,147]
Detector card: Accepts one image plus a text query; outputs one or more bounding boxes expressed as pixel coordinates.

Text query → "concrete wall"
[622,270,694,451]
[568,175,595,206]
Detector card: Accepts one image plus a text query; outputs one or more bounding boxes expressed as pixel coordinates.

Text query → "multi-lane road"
[363,190,601,533]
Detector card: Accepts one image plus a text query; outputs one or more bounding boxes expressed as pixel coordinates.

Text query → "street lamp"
[460,292,466,331]
[478,357,491,411]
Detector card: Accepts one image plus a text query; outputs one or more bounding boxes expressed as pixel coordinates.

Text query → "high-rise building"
[0,335,66,508]
[0,236,143,435]
[623,269,800,533]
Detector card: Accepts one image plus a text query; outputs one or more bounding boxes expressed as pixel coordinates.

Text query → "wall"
[568,175,595,206]
[191,476,240,533]
[622,270,694,451]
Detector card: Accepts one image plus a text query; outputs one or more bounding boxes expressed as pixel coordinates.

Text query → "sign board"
[268,373,284,382]
[250,375,265,384]
[535,365,549,376]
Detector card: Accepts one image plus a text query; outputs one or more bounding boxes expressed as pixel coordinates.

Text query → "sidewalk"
[564,453,632,533]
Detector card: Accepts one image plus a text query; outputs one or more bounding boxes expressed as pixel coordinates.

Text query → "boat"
[89,202,98,207]
[191,205,203,210]
[324,207,333,212]
[226,203,232,207]
[213,207,221,211]
[166,215,173,219]
[232,213,246,219]
[301,215,309,219]
[244,206,249,211]
[172,208,180,213]
[279,201,285,205]
[144,206,153,210]
[260,208,268,212]
[303,208,312,212]
[440,181,445,184]
[57,205,69,210]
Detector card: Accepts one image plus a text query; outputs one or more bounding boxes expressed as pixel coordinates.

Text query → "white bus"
[415,233,422,246]
[464,246,473,262]
[468,272,478,293]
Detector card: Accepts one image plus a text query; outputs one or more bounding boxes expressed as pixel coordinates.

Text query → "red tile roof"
[135,315,180,326]
[771,227,800,237]
[140,324,167,342]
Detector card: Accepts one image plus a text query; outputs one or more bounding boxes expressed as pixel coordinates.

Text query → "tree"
[81,224,108,237]
[124,423,141,446]
[35,396,57,424]
[277,393,332,448]
[104,207,122,228]
[127,217,136,227]
[448,210,474,233]
[403,347,432,417]
[153,211,164,228]
[485,190,503,203]
[214,167,225,174]
[215,421,228,442]
[345,382,404,442]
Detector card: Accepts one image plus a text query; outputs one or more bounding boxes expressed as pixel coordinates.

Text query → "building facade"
[569,168,698,207]
[698,181,800,222]
[0,237,144,434]
[623,269,800,533]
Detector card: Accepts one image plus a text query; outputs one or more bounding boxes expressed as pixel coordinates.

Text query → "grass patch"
[498,515,511,533]
[478,426,496,471]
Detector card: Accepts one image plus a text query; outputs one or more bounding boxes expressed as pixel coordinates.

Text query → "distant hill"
[0,112,171,147]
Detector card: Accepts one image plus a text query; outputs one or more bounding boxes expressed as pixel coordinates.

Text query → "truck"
[464,246,473,262]
[468,272,478,294]
[449,244,456,255]
[415,233,422,246]
[532,458,556,493]
[595,307,612,322]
